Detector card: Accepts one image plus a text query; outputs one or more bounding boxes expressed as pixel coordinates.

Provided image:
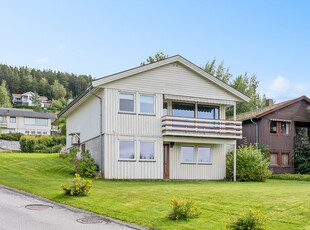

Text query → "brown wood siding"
[241,100,310,174]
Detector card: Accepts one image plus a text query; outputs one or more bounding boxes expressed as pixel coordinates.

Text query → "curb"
[0,184,148,230]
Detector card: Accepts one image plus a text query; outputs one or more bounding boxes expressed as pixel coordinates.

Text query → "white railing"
[162,116,242,139]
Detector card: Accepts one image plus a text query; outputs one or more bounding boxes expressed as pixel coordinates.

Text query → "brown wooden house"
[237,96,310,174]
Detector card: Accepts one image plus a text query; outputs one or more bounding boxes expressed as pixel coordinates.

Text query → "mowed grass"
[0,153,309,230]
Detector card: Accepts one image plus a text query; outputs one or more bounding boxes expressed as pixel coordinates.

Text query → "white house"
[59,55,250,180]
[12,92,52,107]
[0,108,57,135]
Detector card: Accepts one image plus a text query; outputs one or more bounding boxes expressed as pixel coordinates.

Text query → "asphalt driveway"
[0,185,145,230]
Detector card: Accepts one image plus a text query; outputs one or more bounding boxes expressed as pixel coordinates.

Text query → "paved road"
[0,185,143,230]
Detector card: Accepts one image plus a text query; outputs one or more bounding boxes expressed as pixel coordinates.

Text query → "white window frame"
[24,117,36,125]
[139,94,155,115]
[119,92,135,113]
[197,146,212,164]
[10,116,16,123]
[118,140,136,161]
[139,141,155,161]
[181,146,195,163]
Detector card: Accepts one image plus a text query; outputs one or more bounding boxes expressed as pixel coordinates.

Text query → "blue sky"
[1,0,310,102]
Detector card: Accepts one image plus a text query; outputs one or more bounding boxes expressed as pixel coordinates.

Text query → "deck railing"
[162,116,242,139]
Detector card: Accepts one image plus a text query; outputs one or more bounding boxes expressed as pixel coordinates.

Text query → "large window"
[10,117,16,123]
[140,142,155,160]
[280,122,289,135]
[0,116,4,122]
[119,93,135,112]
[181,146,195,163]
[270,121,278,134]
[198,105,219,119]
[198,147,211,163]
[140,95,154,114]
[172,102,195,118]
[37,118,48,126]
[119,141,135,160]
[24,117,36,125]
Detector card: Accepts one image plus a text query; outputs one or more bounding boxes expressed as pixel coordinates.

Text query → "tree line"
[0,64,93,100]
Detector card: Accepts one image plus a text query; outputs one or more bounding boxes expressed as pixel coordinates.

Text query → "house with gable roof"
[58,55,250,180]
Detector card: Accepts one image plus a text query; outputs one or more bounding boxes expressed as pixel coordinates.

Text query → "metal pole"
[88,90,103,174]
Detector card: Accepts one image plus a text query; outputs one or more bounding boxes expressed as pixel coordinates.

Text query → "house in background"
[12,92,52,107]
[59,55,250,180]
[237,96,310,174]
[0,108,57,135]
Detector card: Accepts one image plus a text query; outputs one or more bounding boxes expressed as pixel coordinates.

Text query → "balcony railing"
[0,119,7,127]
[162,116,242,139]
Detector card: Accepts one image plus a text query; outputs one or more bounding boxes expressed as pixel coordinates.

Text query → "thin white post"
[233,141,237,182]
[233,103,236,121]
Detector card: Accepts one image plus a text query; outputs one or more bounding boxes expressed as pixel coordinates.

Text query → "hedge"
[270,173,310,181]
[20,135,66,153]
[0,133,24,141]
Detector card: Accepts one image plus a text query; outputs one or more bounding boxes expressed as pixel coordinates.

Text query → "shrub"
[226,208,268,230]
[270,173,310,181]
[226,143,272,182]
[75,151,98,178]
[294,137,310,174]
[20,135,66,153]
[61,174,93,196]
[0,132,23,141]
[169,196,201,221]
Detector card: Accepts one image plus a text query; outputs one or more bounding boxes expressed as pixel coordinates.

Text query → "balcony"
[162,116,242,139]
[0,120,7,128]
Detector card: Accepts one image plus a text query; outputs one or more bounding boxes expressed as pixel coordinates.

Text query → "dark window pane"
[172,102,195,118]
[198,105,219,119]
[119,93,134,112]
[140,142,155,160]
[270,121,278,134]
[140,95,154,114]
[119,141,135,159]
[163,102,168,116]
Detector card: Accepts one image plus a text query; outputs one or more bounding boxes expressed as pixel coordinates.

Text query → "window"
[81,144,86,153]
[119,141,135,160]
[181,146,195,163]
[172,102,195,118]
[31,131,35,134]
[25,131,29,134]
[10,117,16,123]
[163,102,168,116]
[282,153,289,166]
[280,122,289,135]
[198,147,211,163]
[270,121,278,134]
[119,93,135,112]
[37,118,48,126]
[37,131,42,135]
[0,116,3,122]
[270,153,279,165]
[140,142,155,160]
[24,118,36,125]
[197,105,219,119]
[140,95,154,114]
[43,131,47,135]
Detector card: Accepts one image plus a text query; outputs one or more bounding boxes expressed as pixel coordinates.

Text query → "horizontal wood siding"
[169,143,226,180]
[103,64,239,102]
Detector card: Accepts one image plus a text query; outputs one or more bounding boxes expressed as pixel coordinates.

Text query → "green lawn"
[0,153,309,230]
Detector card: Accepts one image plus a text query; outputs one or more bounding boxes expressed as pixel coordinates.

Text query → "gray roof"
[0,108,57,119]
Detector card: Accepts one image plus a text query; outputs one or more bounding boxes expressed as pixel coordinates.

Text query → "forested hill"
[0,64,93,100]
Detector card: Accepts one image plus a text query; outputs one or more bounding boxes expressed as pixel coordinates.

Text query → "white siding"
[66,89,103,147]
[102,63,240,102]
[169,143,226,180]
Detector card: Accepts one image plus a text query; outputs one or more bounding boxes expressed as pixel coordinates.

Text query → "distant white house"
[59,55,250,180]
[12,92,52,108]
[0,108,57,135]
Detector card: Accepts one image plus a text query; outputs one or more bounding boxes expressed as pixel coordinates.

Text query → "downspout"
[250,118,259,148]
[88,88,103,174]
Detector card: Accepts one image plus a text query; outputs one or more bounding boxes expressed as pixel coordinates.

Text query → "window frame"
[181,146,195,164]
[197,146,212,164]
[36,118,48,126]
[139,94,155,115]
[119,92,135,114]
[269,121,279,135]
[118,140,136,161]
[280,122,290,136]
[172,102,196,118]
[197,104,219,120]
[24,117,36,125]
[0,116,3,122]
[281,152,290,167]
[139,141,155,161]
[10,116,16,123]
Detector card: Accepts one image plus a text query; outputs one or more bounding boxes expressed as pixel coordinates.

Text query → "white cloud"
[56,45,65,50]
[35,57,49,63]
[262,75,310,102]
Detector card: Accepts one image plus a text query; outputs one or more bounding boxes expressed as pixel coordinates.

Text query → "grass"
[0,152,309,230]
